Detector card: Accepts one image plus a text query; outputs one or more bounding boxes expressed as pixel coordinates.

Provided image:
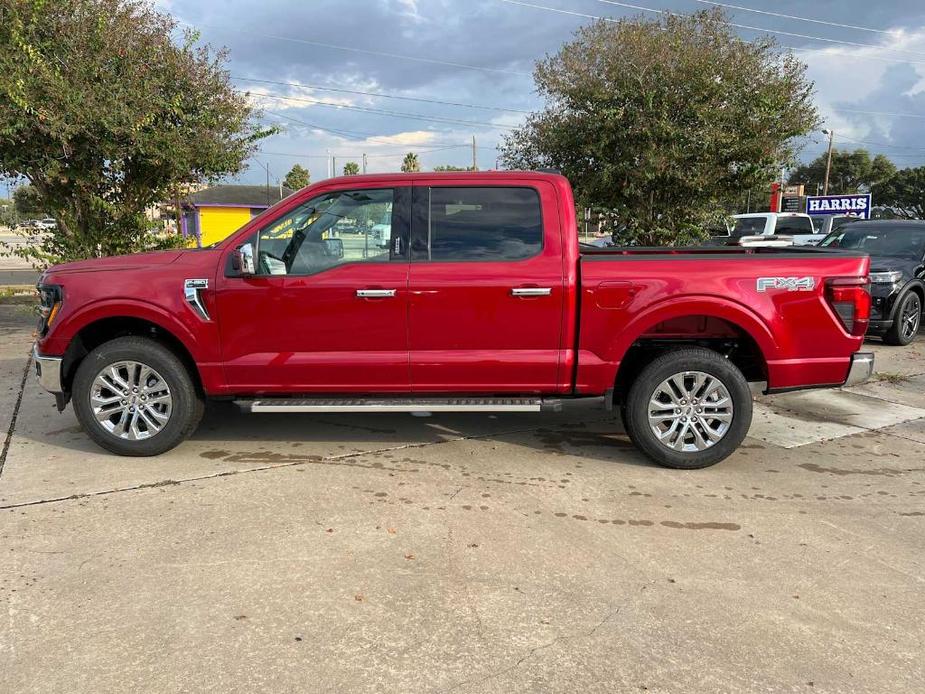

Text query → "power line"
[589,0,925,60]
[693,1,895,35]
[501,0,610,22]
[833,133,925,153]
[249,92,517,130]
[262,110,501,150]
[801,146,925,159]
[232,76,533,114]
[500,1,925,66]
[832,107,925,120]
[256,144,469,160]
[264,110,453,146]
[785,45,925,70]
[182,20,532,77]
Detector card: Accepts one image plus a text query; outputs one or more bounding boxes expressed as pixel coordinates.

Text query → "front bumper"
[843,352,874,387]
[33,346,64,393]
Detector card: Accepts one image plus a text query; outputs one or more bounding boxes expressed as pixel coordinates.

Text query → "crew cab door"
[214,185,411,392]
[407,181,565,392]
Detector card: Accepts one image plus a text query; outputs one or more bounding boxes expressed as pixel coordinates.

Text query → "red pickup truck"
[33,172,873,468]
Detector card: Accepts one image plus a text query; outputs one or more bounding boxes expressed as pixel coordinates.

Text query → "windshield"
[820,225,925,258]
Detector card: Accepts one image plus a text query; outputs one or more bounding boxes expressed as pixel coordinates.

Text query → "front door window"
[256,188,395,275]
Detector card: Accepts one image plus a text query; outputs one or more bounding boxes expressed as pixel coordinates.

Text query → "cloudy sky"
[155,0,925,185]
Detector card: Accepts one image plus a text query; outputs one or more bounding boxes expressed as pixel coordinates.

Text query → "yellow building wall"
[197,206,254,246]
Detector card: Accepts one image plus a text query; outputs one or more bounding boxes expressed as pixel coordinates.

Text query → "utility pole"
[333,155,337,177]
[264,162,270,206]
[362,153,367,174]
[823,129,835,196]
[471,135,478,171]
[326,148,331,178]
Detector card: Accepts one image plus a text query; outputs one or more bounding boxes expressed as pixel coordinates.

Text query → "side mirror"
[231,242,256,276]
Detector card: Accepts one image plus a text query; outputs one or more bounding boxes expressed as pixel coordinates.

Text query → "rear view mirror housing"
[230,242,256,277]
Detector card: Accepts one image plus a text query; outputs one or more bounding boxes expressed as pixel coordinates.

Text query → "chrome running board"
[235,397,547,414]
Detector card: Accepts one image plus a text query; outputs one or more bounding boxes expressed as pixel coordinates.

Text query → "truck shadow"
[186,401,657,469]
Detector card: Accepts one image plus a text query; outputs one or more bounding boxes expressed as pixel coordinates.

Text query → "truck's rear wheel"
[73,336,204,456]
[623,348,752,469]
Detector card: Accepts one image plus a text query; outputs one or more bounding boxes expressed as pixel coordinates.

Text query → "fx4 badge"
[756,277,816,292]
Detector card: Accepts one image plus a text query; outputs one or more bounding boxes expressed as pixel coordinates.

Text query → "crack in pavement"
[443,605,621,692]
[0,420,604,511]
[0,349,32,481]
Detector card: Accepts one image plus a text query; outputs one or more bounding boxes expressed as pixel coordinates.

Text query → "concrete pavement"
[0,307,922,693]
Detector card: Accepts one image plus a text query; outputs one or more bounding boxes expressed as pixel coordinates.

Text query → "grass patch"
[0,286,36,305]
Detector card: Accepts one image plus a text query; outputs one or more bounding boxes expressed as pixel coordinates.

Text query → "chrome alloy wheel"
[89,361,173,440]
[901,294,921,342]
[647,371,734,452]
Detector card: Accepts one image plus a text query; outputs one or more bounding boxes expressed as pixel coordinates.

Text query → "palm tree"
[400,152,421,173]
[343,161,360,175]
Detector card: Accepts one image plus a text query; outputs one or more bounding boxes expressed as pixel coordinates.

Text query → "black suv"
[819,220,925,346]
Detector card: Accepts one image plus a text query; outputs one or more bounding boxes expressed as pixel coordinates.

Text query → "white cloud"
[793,27,925,156]
[390,0,425,24]
[360,130,438,146]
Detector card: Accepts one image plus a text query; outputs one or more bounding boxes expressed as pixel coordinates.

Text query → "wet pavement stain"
[660,521,741,531]
[198,450,413,473]
[799,462,925,477]
[540,511,735,530]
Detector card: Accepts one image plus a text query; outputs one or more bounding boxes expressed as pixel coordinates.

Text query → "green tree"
[501,9,818,246]
[433,165,475,172]
[283,163,311,190]
[0,0,274,265]
[343,161,360,176]
[871,167,925,219]
[401,152,421,173]
[12,184,43,216]
[789,149,896,195]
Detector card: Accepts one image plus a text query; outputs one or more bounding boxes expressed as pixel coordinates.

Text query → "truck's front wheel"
[72,336,204,456]
[623,348,752,469]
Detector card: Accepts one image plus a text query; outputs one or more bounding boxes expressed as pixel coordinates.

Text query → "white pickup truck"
[729,213,824,246]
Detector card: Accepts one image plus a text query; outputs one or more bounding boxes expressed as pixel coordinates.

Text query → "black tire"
[72,336,204,456]
[884,291,921,346]
[623,347,752,469]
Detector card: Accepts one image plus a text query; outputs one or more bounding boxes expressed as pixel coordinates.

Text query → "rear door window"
[776,216,814,235]
[731,218,767,238]
[419,187,543,261]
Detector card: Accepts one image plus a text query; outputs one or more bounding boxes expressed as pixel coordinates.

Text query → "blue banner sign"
[805,194,872,219]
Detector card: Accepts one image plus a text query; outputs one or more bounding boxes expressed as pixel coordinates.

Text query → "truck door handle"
[511,287,552,297]
[356,289,397,298]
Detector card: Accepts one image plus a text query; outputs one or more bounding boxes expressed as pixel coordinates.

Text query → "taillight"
[825,277,870,336]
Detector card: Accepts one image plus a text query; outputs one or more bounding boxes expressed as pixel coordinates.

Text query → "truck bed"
[573,244,870,394]
[578,244,863,259]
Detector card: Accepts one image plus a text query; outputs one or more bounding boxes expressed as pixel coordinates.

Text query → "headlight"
[869,271,903,284]
[36,284,63,336]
